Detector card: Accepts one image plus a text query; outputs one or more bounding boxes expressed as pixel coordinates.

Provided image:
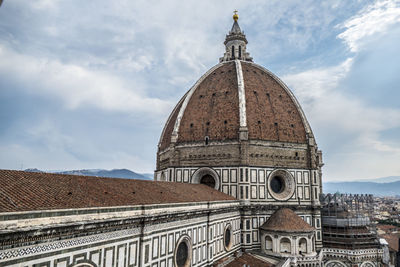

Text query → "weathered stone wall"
[0,202,241,267]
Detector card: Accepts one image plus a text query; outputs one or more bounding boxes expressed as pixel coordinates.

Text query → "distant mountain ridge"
[328,176,400,184]
[24,168,153,180]
[323,180,400,197]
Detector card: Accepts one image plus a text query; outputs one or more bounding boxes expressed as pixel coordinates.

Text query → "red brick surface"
[178,62,240,143]
[223,253,274,267]
[241,62,306,143]
[382,233,399,252]
[0,170,235,212]
[260,208,314,232]
[160,61,307,148]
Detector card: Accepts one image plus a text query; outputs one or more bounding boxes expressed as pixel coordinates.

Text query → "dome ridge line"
[246,62,315,139]
[235,60,248,131]
[157,91,189,148]
[171,62,227,144]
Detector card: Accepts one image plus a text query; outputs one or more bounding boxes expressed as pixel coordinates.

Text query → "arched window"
[238,45,241,58]
[280,237,291,253]
[312,236,315,252]
[71,262,97,267]
[174,236,192,267]
[200,174,216,188]
[298,237,308,254]
[224,224,233,250]
[231,45,235,58]
[265,236,273,251]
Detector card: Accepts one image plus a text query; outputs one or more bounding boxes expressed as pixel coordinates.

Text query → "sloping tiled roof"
[223,253,274,267]
[377,224,398,232]
[382,233,399,252]
[260,208,314,232]
[0,170,236,212]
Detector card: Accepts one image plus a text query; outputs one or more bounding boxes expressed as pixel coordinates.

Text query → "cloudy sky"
[0,0,399,181]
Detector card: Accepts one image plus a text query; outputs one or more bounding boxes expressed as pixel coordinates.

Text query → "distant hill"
[323,181,400,196]
[24,168,152,180]
[361,176,400,183]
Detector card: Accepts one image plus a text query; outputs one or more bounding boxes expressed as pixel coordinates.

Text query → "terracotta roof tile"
[224,253,274,267]
[0,170,236,212]
[382,233,399,252]
[159,61,308,147]
[178,62,240,143]
[241,62,307,143]
[260,208,314,232]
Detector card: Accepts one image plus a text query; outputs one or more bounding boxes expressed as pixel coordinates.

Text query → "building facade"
[155,12,324,252]
[0,13,385,267]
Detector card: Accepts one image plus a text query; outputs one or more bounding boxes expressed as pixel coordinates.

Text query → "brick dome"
[158,60,312,151]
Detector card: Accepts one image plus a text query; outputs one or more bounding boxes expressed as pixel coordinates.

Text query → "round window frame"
[191,167,220,190]
[69,260,97,267]
[267,169,295,201]
[174,235,192,267]
[223,224,233,251]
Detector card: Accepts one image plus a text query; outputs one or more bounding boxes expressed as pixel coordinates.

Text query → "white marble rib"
[235,60,247,128]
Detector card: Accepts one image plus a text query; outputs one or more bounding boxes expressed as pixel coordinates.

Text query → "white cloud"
[337,0,400,52]
[0,45,172,115]
[280,0,400,180]
[283,57,400,180]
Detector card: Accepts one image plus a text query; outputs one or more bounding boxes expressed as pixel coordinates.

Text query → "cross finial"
[233,10,239,21]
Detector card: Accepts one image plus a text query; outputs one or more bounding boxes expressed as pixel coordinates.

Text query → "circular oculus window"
[267,170,295,201]
[223,224,233,251]
[174,235,192,267]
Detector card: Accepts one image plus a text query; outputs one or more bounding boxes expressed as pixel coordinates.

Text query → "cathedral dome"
[156,13,321,175]
[159,57,312,151]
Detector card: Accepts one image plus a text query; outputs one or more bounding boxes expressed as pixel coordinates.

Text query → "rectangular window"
[231,169,237,183]
[246,219,250,230]
[152,237,158,259]
[240,168,243,182]
[251,185,257,199]
[259,170,265,183]
[250,169,257,183]
[144,244,149,264]
[231,185,237,198]
[304,172,309,184]
[246,234,251,244]
[198,227,202,242]
[160,235,166,256]
[297,171,302,184]
[245,186,249,199]
[298,186,303,199]
[240,186,244,199]
[222,169,229,183]
[252,218,258,228]
[259,186,265,199]
[168,234,174,253]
